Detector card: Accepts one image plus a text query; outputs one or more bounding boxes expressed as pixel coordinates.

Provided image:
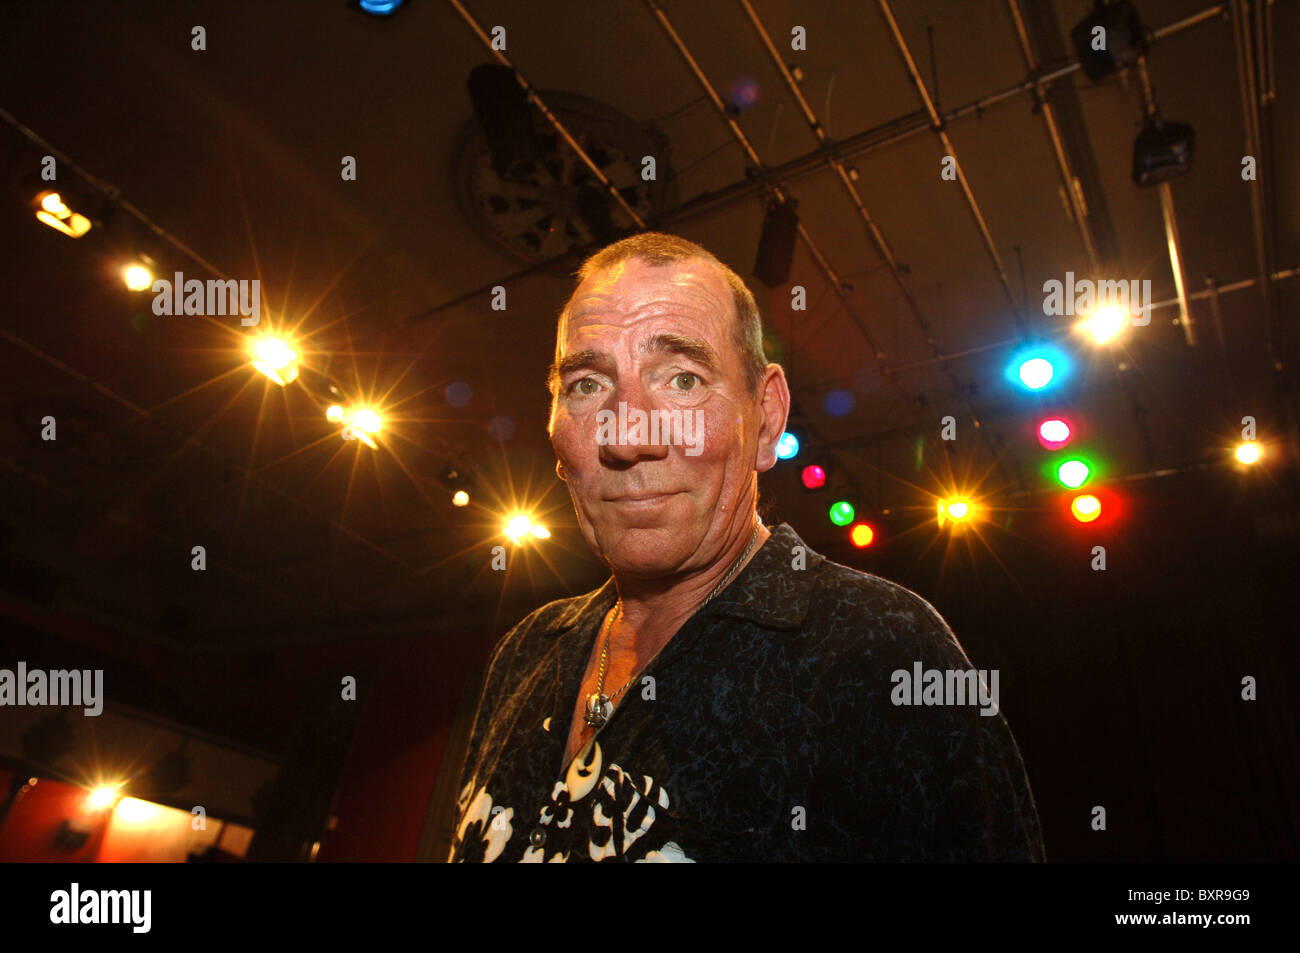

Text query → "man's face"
[548,256,787,578]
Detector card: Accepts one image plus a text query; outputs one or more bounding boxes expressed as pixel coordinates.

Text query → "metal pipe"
[878,0,1030,339]
[643,0,930,436]
[1005,0,1102,274]
[444,0,646,229]
[1135,55,1195,345]
[739,0,993,441]
[374,3,1226,337]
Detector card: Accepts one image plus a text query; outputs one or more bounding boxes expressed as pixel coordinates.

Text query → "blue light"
[776,432,800,460]
[1005,344,1072,393]
[823,388,856,418]
[359,0,404,14]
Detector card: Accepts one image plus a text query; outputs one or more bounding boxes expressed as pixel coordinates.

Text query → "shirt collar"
[542,521,825,636]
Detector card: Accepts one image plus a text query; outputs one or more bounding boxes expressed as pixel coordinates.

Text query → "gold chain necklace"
[583,518,763,728]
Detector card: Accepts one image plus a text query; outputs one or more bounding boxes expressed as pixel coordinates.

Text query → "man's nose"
[597,379,670,464]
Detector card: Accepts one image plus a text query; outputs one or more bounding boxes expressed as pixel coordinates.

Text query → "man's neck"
[609,517,770,656]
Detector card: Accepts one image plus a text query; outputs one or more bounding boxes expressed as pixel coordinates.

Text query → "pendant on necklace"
[584,692,611,728]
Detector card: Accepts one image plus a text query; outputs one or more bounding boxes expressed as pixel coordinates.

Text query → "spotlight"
[776,432,800,460]
[754,197,799,288]
[1057,459,1091,489]
[1006,345,1070,393]
[937,498,974,528]
[86,786,119,811]
[248,335,299,386]
[351,408,383,434]
[1070,0,1147,81]
[849,523,875,548]
[1234,442,1261,465]
[828,501,854,527]
[1132,116,1195,187]
[123,262,154,291]
[1070,494,1102,523]
[1038,418,1073,450]
[325,405,345,423]
[1081,303,1128,344]
[801,464,826,490]
[504,513,548,544]
[452,490,470,507]
[33,190,92,238]
[356,0,406,14]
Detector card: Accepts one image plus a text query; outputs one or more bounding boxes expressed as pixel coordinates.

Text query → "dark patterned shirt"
[447,521,1045,862]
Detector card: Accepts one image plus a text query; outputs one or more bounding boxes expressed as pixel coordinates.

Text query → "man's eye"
[570,377,600,396]
[671,372,701,390]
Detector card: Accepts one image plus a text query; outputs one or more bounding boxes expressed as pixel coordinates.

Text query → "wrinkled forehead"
[558,257,733,345]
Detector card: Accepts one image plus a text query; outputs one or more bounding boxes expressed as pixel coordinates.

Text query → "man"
[447,232,1044,862]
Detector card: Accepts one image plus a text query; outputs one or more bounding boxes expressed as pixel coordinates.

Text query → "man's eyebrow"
[548,349,605,390]
[644,334,721,372]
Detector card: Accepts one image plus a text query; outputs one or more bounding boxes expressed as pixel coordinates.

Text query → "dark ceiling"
[1,0,1296,650]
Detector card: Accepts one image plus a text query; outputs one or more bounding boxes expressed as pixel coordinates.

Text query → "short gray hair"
[549,232,767,397]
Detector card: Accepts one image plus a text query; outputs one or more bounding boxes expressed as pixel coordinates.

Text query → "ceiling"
[0,0,1295,649]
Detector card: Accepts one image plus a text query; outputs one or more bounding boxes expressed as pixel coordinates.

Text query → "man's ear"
[754,364,791,474]
[555,459,567,481]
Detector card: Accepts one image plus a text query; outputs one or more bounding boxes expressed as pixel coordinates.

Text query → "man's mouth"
[604,491,682,504]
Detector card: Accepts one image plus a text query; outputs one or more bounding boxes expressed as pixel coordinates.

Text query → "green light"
[829,501,855,526]
[1057,459,1090,489]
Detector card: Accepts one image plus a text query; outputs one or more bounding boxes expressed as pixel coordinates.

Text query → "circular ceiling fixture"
[454,91,675,271]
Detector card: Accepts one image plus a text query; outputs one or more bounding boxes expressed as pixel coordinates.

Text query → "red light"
[1037,417,1072,450]
[801,465,826,490]
[850,523,875,547]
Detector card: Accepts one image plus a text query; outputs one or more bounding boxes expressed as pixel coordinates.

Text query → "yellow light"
[86,786,118,810]
[41,192,68,214]
[1235,442,1261,465]
[529,523,550,539]
[937,498,974,528]
[1070,494,1102,523]
[34,189,92,238]
[249,336,299,386]
[452,490,470,507]
[115,797,161,824]
[341,425,377,449]
[123,264,153,291]
[352,408,383,434]
[326,404,345,423]
[504,514,531,542]
[1082,304,1128,344]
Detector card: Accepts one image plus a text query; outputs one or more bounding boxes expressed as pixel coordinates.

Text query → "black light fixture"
[1131,114,1195,186]
[1070,1,1148,81]
[754,197,799,288]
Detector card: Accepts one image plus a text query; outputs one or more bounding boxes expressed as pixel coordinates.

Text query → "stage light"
[86,786,118,811]
[1038,418,1072,450]
[358,0,405,14]
[801,464,826,490]
[248,335,299,386]
[326,405,345,423]
[1081,304,1128,344]
[351,408,383,434]
[1133,116,1196,187]
[776,432,800,460]
[850,523,875,548]
[754,198,799,289]
[1235,442,1260,465]
[1057,459,1091,489]
[936,498,974,528]
[123,263,153,291]
[1070,0,1146,81]
[452,490,470,507]
[34,191,92,238]
[1070,494,1102,523]
[829,501,854,526]
[1019,358,1054,390]
[1006,345,1070,393]
[529,524,551,539]
[505,513,549,544]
